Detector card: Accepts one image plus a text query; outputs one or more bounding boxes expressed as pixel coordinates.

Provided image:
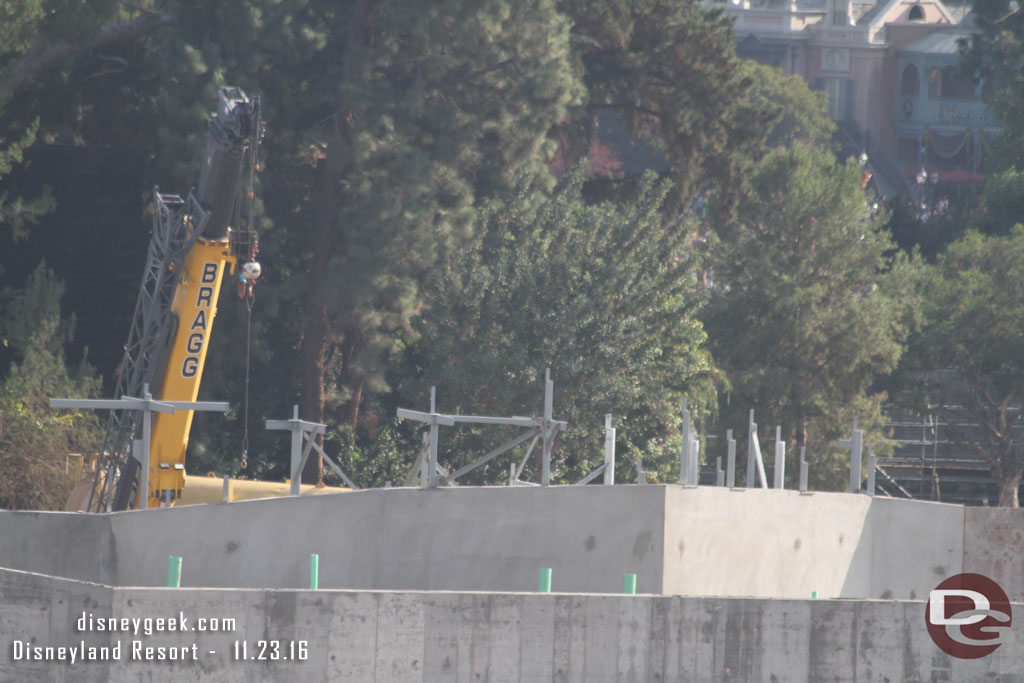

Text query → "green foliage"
[106,0,585,480]
[0,0,43,67]
[0,111,54,244]
[399,170,717,484]
[333,419,422,489]
[561,0,773,213]
[703,144,923,490]
[962,0,1024,169]
[737,60,836,150]
[0,0,863,494]
[901,228,1024,505]
[0,262,101,509]
[976,169,1024,235]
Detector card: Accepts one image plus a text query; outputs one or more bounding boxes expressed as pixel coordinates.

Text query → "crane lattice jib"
[89,88,261,512]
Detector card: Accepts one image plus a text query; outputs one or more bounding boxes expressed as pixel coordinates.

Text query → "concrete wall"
[964,506,1024,602]
[110,485,667,593]
[0,485,970,601]
[4,566,1024,683]
[0,510,116,584]
[662,487,962,600]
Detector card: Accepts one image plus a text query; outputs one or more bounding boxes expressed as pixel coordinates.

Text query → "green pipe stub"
[538,568,552,593]
[167,556,182,588]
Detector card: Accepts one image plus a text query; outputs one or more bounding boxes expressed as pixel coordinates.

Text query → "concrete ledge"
[3,567,1024,683]
[0,485,976,600]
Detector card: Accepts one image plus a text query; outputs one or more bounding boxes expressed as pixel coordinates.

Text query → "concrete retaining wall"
[3,567,1024,683]
[662,488,963,599]
[0,485,970,600]
[109,484,667,594]
[964,506,1024,602]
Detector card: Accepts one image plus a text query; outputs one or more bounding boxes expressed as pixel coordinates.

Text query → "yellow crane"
[85,87,263,511]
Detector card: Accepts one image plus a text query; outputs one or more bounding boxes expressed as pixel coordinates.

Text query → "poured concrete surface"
[965,506,1024,602]
[3,567,1024,683]
[0,485,968,600]
[662,487,963,599]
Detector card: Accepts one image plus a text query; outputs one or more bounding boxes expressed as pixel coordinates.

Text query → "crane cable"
[239,107,261,471]
[241,294,253,469]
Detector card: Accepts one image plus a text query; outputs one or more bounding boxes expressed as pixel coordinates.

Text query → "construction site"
[3,83,1024,683]
[3,483,1024,681]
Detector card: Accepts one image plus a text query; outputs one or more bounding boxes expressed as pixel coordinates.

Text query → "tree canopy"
[0,263,101,509]
[900,228,1024,506]
[702,144,922,489]
[399,170,716,484]
[962,0,1024,170]
[736,60,835,150]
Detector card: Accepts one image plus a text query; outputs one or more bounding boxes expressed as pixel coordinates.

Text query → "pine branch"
[0,11,174,106]
[431,57,515,89]
[586,101,663,120]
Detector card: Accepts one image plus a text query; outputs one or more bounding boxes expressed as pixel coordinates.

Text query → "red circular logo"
[926,573,1012,659]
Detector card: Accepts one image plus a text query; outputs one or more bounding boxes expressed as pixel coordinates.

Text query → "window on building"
[832,0,848,25]
[908,5,925,20]
[824,77,856,121]
[901,64,919,96]
[928,67,942,98]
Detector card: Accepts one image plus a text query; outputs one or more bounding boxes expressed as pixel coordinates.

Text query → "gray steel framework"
[397,370,567,487]
[51,384,228,509]
[91,192,212,512]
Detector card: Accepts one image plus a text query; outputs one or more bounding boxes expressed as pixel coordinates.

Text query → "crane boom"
[88,87,262,512]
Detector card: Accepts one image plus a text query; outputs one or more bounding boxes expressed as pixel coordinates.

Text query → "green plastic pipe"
[310,553,319,590]
[167,556,182,588]
[538,568,552,593]
[623,573,637,595]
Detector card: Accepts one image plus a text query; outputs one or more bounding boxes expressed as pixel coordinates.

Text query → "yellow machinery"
[66,454,346,511]
[83,88,264,512]
[146,238,235,507]
[177,474,347,505]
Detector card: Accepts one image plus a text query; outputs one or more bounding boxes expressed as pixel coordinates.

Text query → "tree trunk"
[297,0,373,484]
[299,296,327,485]
[298,147,344,485]
[338,332,363,430]
[997,468,1021,508]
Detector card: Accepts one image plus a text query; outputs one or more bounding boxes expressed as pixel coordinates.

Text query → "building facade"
[722,0,1001,190]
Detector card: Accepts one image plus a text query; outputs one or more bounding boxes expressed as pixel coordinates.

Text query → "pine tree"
[905,228,1024,506]
[737,60,835,150]
[962,0,1024,169]
[399,170,717,484]
[702,144,922,489]
[558,0,773,213]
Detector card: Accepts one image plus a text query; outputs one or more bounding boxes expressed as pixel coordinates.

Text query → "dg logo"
[926,573,1012,659]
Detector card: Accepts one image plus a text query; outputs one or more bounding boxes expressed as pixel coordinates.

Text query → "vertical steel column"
[746,410,756,488]
[839,418,863,493]
[680,399,691,485]
[726,429,736,488]
[603,414,616,485]
[541,369,554,486]
[139,385,155,508]
[774,426,786,490]
[799,447,809,492]
[289,405,303,495]
[689,438,700,485]
[428,387,439,488]
[866,444,876,496]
